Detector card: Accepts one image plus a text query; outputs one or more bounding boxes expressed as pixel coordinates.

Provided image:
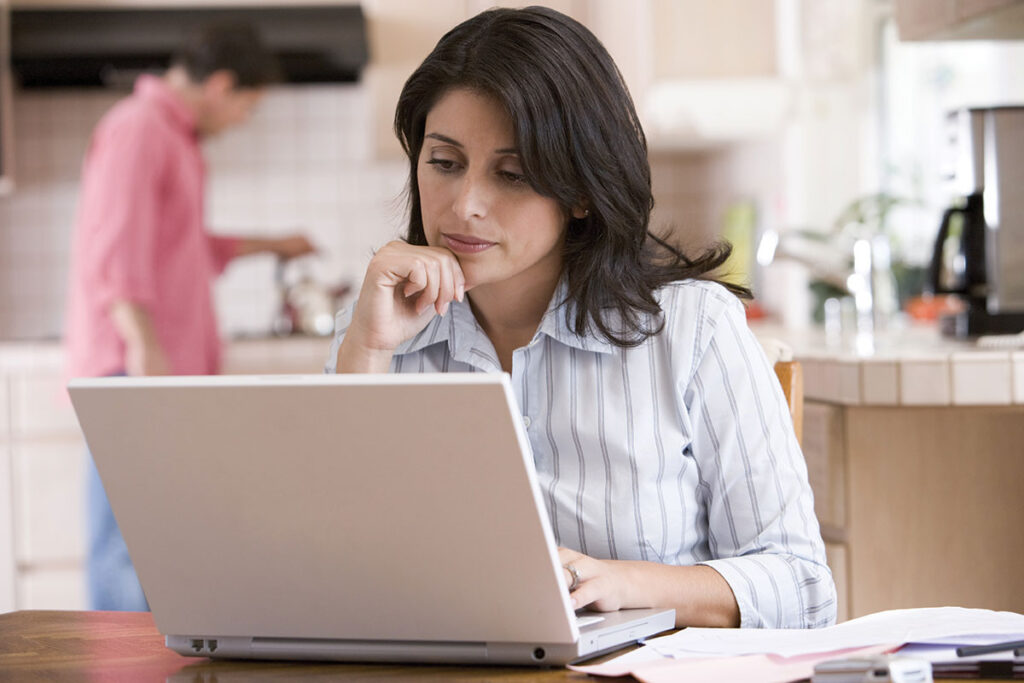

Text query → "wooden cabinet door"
[893,0,958,40]
[957,0,1019,21]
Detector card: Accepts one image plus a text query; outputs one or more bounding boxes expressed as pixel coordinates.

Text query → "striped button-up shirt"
[326,279,836,628]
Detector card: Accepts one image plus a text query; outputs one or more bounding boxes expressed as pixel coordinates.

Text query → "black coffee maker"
[929,193,987,312]
[929,107,1024,337]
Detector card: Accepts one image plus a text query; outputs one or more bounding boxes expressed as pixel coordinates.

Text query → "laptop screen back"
[68,373,577,645]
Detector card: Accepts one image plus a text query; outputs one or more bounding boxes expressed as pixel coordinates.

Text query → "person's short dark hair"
[172,21,280,88]
[395,6,749,348]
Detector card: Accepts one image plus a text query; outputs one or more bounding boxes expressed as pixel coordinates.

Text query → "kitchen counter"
[0,335,334,376]
[752,322,1024,620]
[751,323,1024,406]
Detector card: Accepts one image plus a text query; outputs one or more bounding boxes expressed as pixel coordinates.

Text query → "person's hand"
[558,547,635,613]
[272,234,317,260]
[338,241,467,372]
[124,338,171,377]
[110,301,171,376]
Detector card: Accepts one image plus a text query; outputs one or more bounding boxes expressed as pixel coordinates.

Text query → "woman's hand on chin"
[337,241,466,372]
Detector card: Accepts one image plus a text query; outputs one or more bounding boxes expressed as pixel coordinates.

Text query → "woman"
[327,6,835,629]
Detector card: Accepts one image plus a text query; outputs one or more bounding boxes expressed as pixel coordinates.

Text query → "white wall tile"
[860,359,899,405]
[804,355,860,404]
[11,374,81,438]
[837,359,862,405]
[950,351,1013,406]
[1014,351,1024,404]
[0,378,9,441]
[801,357,825,401]
[899,355,951,406]
[222,337,332,375]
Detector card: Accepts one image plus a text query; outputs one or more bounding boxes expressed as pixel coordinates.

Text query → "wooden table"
[0,611,597,681]
[1,610,1010,682]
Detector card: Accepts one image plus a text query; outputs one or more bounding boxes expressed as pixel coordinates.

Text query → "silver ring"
[564,563,582,592]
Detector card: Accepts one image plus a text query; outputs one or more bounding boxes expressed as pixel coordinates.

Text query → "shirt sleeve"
[78,114,165,309]
[680,289,837,628]
[323,306,354,373]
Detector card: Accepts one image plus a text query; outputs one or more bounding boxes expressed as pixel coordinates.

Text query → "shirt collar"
[134,74,197,136]
[393,278,617,364]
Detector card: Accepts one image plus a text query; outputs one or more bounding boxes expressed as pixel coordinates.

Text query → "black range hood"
[10,5,368,89]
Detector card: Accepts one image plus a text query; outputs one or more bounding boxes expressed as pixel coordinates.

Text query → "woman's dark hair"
[172,22,280,88]
[395,6,750,347]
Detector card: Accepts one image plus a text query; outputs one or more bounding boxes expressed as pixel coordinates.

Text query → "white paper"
[572,645,897,682]
[645,607,1024,658]
[898,643,1020,663]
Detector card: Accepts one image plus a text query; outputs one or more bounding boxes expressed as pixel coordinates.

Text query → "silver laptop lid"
[68,373,579,645]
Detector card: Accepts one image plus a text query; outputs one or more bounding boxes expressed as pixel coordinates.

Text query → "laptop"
[68,373,674,666]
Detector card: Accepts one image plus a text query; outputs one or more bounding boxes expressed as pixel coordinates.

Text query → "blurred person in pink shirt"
[64,22,316,611]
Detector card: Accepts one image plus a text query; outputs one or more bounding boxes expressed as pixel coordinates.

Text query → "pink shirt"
[65,75,239,378]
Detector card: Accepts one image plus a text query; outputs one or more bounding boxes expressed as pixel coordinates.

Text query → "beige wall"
[0,84,408,340]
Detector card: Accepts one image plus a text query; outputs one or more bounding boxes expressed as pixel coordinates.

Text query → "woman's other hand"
[557,547,740,627]
[558,547,634,613]
[337,241,466,372]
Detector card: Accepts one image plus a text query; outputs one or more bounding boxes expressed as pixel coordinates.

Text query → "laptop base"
[167,607,675,666]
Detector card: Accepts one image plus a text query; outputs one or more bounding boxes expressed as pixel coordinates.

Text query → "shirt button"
[522,415,532,428]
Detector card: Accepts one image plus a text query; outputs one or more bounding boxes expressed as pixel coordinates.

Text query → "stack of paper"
[571,607,1024,683]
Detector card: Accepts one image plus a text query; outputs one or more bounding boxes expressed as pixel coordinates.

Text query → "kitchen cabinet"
[10,0,348,6]
[777,325,1024,618]
[649,0,777,81]
[365,0,587,159]
[0,337,331,612]
[803,402,850,622]
[365,0,798,157]
[606,0,790,151]
[804,401,1024,618]
[0,0,12,194]
[894,0,1024,40]
[0,349,83,612]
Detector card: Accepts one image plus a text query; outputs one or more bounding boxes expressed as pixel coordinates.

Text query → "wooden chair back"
[773,359,804,447]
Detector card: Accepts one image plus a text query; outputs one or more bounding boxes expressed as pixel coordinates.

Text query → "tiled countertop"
[4,328,1021,406]
[751,323,1024,407]
[0,335,334,376]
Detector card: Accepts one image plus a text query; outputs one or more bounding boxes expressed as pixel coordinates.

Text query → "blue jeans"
[84,449,149,611]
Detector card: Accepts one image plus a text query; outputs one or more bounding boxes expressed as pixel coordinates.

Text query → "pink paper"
[572,644,898,683]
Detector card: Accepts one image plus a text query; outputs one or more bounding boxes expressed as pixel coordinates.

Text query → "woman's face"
[417,88,568,293]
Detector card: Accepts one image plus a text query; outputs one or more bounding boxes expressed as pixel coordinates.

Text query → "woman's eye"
[499,170,527,185]
[426,158,459,173]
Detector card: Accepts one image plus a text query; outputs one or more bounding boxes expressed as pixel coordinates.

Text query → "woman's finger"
[414,257,442,315]
[558,547,587,594]
[435,257,458,316]
[567,575,605,611]
[558,547,581,563]
[401,260,428,298]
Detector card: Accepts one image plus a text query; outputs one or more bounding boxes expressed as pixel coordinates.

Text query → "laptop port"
[207,639,218,653]
[191,639,203,653]
[532,647,546,661]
